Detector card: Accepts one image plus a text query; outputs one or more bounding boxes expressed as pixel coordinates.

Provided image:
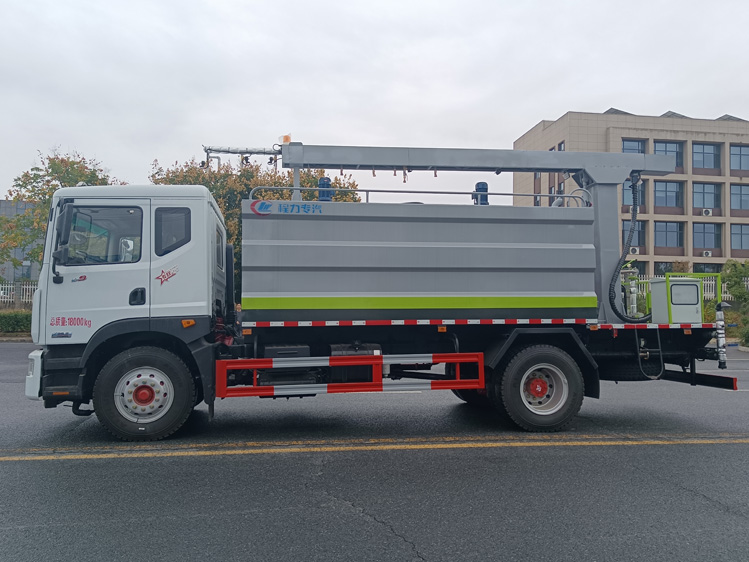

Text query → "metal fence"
[0,282,37,307]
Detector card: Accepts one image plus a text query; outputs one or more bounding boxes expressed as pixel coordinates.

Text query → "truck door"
[149,200,208,319]
[45,199,151,345]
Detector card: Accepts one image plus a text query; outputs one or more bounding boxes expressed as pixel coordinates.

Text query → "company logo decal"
[250,201,272,216]
[277,203,323,215]
[72,275,87,283]
[156,265,179,285]
[250,201,324,216]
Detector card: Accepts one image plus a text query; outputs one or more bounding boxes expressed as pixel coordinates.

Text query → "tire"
[93,346,195,441]
[489,345,584,432]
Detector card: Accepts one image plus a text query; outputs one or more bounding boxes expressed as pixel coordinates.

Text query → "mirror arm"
[52,260,63,284]
[51,246,69,284]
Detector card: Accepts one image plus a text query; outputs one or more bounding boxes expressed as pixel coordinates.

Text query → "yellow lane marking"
[2,435,749,462]
[4,431,749,455]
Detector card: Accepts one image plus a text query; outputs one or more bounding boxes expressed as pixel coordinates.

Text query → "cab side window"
[66,206,142,265]
[155,208,191,256]
[216,227,224,270]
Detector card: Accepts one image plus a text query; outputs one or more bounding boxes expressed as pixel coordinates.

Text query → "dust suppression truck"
[25,142,736,441]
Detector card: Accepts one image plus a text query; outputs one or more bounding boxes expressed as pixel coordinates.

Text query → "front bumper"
[25,349,43,400]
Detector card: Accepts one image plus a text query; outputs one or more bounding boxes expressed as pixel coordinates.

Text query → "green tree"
[149,159,360,300]
[0,152,119,267]
[721,259,749,309]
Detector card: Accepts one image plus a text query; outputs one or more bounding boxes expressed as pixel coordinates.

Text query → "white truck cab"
[26,185,231,439]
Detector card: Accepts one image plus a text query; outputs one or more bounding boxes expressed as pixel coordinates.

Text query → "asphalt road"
[2,342,749,562]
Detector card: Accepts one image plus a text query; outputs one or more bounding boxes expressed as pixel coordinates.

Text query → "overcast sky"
[2,0,748,202]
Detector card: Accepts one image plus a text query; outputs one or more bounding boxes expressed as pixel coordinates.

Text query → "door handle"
[129,287,146,306]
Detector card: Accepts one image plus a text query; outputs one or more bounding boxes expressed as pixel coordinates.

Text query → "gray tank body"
[241,200,599,323]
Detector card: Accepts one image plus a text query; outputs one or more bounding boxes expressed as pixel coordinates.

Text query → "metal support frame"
[215,352,485,398]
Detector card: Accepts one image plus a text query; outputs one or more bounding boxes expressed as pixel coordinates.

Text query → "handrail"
[248,186,588,207]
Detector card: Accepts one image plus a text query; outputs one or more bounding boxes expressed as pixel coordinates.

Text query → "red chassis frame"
[215,352,485,398]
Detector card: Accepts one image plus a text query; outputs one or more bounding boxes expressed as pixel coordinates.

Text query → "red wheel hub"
[133,385,156,406]
[527,377,548,398]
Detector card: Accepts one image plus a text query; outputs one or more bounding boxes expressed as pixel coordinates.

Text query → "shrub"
[0,311,32,333]
[741,325,749,347]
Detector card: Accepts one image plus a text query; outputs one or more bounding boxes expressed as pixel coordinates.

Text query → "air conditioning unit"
[702,209,713,216]
[702,250,713,258]
[629,247,640,255]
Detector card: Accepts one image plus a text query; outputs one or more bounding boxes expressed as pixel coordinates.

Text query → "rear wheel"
[489,345,583,432]
[93,346,195,441]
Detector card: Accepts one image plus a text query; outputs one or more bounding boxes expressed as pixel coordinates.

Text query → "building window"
[557,141,565,152]
[558,181,565,195]
[626,261,647,276]
[622,180,646,206]
[693,183,720,209]
[548,186,555,206]
[622,220,646,247]
[654,181,684,208]
[654,221,684,247]
[693,143,721,169]
[534,172,541,179]
[654,262,673,275]
[694,263,722,274]
[730,145,749,171]
[623,139,646,154]
[534,195,541,207]
[730,184,749,209]
[654,141,684,168]
[693,223,721,248]
[731,224,749,249]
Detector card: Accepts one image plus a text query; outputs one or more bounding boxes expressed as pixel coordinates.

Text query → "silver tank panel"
[241,200,598,322]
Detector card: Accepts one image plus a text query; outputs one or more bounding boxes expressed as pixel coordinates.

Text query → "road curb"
[0,335,33,343]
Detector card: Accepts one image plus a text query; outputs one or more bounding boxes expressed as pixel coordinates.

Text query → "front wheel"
[489,345,584,432]
[93,346,195,441]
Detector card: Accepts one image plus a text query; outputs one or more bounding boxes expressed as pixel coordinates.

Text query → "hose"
[608,174,651,323]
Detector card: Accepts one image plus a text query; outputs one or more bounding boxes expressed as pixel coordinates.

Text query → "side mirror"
[52,246,69,266]
[56,203,74,246]
[119,238,134,262]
